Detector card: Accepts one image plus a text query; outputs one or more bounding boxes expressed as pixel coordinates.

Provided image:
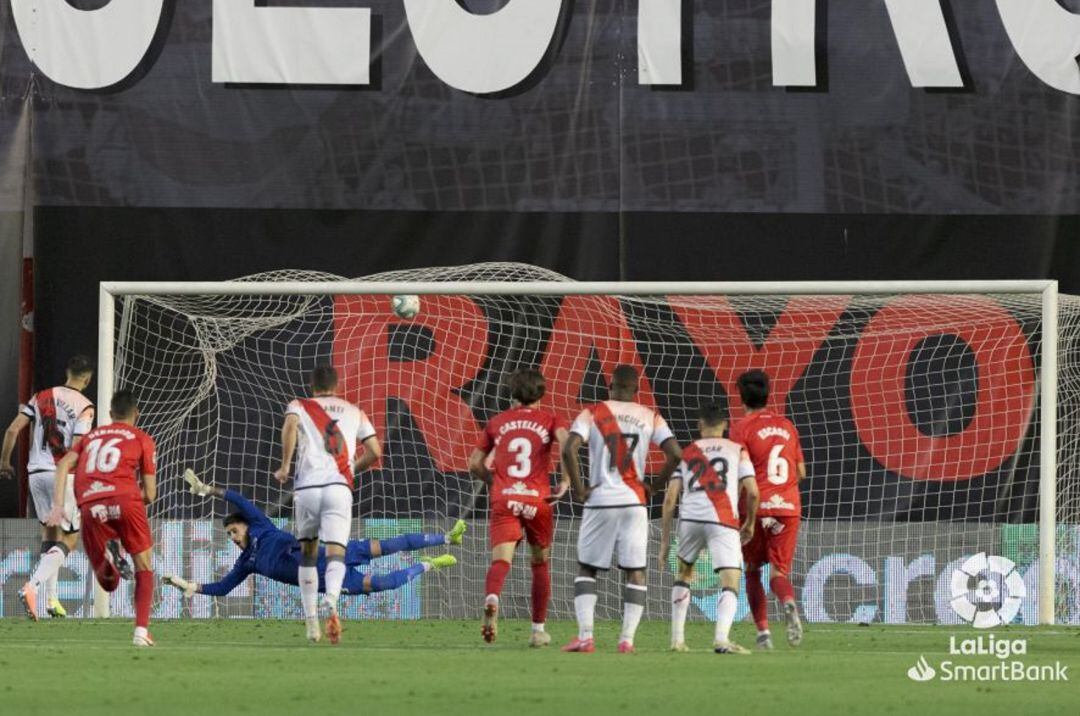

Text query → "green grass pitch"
[0,620,1076,716]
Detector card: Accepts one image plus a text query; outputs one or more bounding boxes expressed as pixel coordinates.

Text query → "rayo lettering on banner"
[8,1,1080,94]
[331,294,1035,483]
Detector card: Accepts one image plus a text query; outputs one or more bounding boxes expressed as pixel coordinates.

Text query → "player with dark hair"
[468,368,570,647]
[561,365,681,653]
[274,364,381,643]
[730,369,808,649]
[49,389,156,646]
[164,471,461,600]
[660,403,759,654]
[2,355,96,620]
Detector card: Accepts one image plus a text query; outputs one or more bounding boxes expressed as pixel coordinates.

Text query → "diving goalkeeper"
[163,471,461,598]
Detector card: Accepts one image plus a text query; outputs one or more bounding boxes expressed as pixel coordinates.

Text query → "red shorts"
[80,495,154,570]
[742,515,799,575]
[489,498,553,548]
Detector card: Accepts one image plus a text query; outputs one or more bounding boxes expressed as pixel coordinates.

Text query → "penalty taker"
[163,471,462,602]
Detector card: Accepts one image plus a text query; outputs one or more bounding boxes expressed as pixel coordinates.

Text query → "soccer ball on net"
[391,294,420,319]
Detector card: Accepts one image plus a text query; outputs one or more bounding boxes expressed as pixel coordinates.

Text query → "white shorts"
[29,471,80,533]
[577,506,648,571]
[293,484,352,547]
[676,521,742,571]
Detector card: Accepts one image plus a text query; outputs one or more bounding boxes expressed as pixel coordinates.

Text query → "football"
[391,294,420,319]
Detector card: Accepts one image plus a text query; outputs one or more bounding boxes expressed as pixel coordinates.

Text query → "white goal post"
[93,273,1066,625]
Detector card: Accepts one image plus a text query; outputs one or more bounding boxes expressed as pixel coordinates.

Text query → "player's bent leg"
[371,530,451,559]
[744,564,772,650]
[482,542,515,644]
[323,543,347,646]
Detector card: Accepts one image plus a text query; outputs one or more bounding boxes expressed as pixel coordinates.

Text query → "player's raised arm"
[354,434,382,472]
[0,412,30,478]
[274,412,299,484]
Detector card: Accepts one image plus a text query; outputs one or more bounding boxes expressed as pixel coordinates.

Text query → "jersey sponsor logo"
[88,502,121,523]
[298,398,354,489]
[506,500,539,520]
[81,480,116,500]
[761,494,797,512]
[592,402,646,504]
[500,481,540,498]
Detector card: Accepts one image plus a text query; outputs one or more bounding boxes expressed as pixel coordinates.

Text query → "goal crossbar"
[94,278,1061,624]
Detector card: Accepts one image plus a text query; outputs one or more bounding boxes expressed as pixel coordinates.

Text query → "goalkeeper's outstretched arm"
[165,560,253,598]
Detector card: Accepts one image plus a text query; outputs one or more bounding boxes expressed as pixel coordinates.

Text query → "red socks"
[746,569,769,631]
[530,561,551,624]
[770,574,796,605]
[484,559,511,598]
[134,570,153,629]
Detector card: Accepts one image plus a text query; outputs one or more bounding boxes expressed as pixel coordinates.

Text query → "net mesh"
[103,263,1080,625]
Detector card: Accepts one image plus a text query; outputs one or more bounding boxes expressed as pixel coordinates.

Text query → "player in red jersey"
[47,390,158,647]
[468,368,569,648]
[729,370,807,650]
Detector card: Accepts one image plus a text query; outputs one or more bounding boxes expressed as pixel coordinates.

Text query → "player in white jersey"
[1,356,96,620]
[561,365,681,653]
[660,403,760,654]
[274,365,380,645]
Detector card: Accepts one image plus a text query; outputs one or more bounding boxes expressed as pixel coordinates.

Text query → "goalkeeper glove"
[163,575,197,598]
[184,468,213,497]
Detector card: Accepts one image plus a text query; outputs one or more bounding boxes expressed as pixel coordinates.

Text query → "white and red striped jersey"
[20,386,95,475]
[569,400,674,507]
[285,396,374,489]
[673,437,755,529]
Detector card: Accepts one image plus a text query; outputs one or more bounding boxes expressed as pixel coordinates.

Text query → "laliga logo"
[950,553,1026,629]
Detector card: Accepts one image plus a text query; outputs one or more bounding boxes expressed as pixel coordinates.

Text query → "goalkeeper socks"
[378,533,445,556]
[746,569,769,631]
[715,587,738,643]
[530,561,550,625]
[573,577,597,640]
[484,559,511,600]
[324,557,346,611]
[299,566,319,618]
[671,580,691,644]
[770,574,796,605]
[30,541,67,591]
[134,570,153,629]
[619,584,647,645]
[368,563,426,592]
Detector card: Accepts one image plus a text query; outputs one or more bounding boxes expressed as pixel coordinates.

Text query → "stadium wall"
[3,0,1080,520]
[1,518,1077,625]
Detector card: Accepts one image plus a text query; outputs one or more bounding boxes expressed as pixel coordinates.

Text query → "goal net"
[91,264,1080,625]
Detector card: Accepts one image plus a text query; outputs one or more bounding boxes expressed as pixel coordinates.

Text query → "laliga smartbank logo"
[906,553,1068,683]
[950,552,1025,628]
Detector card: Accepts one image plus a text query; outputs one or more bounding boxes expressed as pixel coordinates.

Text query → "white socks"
[324,559,345,613]
[31,544,67,594]
[299,565,319,619]
[531,622,545,633]
[620,584,647,645]
[715,588,738,643]
[671,581,691,644]
[573,577,597,640]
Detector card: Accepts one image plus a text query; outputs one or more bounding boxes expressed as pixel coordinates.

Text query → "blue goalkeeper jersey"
[199,490,371,596]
